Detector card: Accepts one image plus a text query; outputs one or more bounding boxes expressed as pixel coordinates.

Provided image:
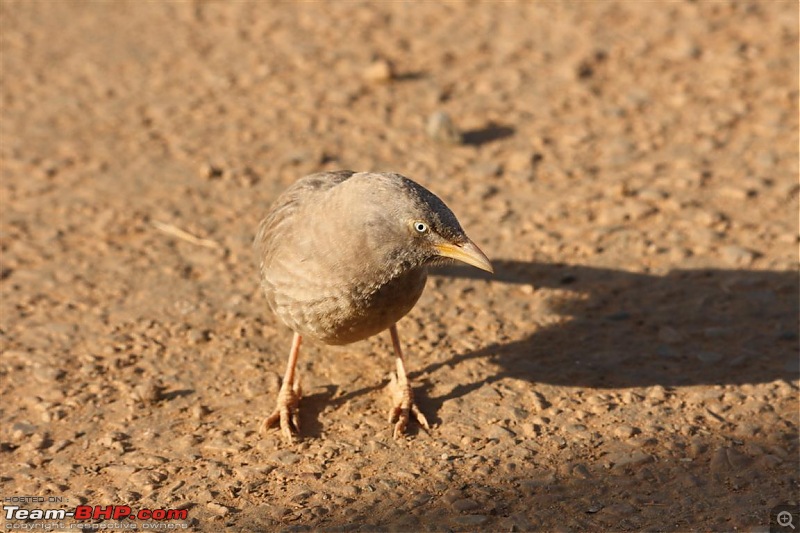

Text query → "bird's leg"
[261,332,303,442]
[387,324,430,438]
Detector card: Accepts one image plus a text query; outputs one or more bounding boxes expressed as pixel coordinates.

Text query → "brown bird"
[254,170,492,441]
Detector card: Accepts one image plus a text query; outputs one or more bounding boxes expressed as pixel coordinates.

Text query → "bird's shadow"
[297,385,338,438]
[288,260,797,435]
[416,260,798,409]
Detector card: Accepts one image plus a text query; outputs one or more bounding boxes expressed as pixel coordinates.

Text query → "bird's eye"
[413,221,428,233]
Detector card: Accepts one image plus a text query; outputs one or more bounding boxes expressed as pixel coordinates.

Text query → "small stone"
[565,423,588,434]
[487,425,516,440]
[187,329,211,344]
[724,447,752,470]
[291,489,314,503]
[363,59,394,83]
[442,488,464,504]
[703,327,734,339]
[203,438,242,454]
[470,162,502,179]
[647,385,667,403]
[201,163,224,180]
[719,186,750,200]
[131,382,162,404]
[502,513,536,531]
[506,151,535,173]
[571,463,592,479]
[426,111,462,144]
[452,515,489,526]
[206,502,229,517]
[696,352,723,364]
[734,423,761,438]
[11,422,37,441]
[607,451,653,470]
[759,455,783,469]
[710,447,752,474]
[720,245,757,266]
[585,502,604,514]
[271,450,301,465]
[531,392,550,411]
[129,469,167,491]
[191,405,210,420]
[658,327,683,343]
[519,475,555,495]
[614,425,638,439]
[657,345,677,358]
[452,498,480,512]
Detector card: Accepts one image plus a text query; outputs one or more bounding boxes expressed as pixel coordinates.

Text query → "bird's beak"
[435,239,494,273]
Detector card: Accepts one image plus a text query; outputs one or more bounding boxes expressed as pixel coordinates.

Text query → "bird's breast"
[266,263,428,345]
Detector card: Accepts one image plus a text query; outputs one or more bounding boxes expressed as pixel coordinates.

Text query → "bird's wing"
[254,170,356,269]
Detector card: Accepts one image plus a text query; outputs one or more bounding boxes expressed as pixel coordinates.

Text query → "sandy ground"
[1,1,798,531]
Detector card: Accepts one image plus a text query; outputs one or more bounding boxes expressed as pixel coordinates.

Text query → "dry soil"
[1,1,798,532]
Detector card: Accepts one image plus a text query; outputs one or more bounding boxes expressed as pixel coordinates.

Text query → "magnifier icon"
[778,511,796,529]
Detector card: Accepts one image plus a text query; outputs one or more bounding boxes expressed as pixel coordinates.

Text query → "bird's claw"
[260,379,302,443]
[388,372,430,438]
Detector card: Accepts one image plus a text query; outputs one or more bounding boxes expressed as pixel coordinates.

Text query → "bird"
[254,170,493,441]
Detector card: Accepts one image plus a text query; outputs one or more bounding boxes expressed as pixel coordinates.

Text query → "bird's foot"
[260,379,302,443]
[388,372,430,438]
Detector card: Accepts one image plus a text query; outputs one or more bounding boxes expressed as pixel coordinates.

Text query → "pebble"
[506,151,535,173]
[452,515,489,526]
[487,425,516,440]
[271,450,302,465]
[452,498,480,512]
[613,425,638,439]
[564,423,588,434]
[606,451,654,470]
[291,489,314,503]
[657,344,677,358]
[206,502,229,517]
[570,463,592,479]
[531,392,550,411]
[203,438,242,454]
[647,385,667,403]
[187,328,211,344]
[519,476,555,495]
[129,469,167,491]
[585,502,604,514]
[658,326,684,343]
[720,245,757,266]
[710,447,752,473]
[758,455,783,469]
[172,434,202,451]
[442,488,464,504]
[131,382,162,404]
[696,351,723,364]
[11,422,38,441]
[363,59,394,83]
[426,111,462,144]
[784,358,800,373]
[470,162,502,179]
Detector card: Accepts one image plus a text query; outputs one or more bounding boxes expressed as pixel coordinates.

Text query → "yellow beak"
[435,239,493,273]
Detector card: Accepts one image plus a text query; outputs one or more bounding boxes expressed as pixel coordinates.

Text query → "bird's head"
[355,173,493,274]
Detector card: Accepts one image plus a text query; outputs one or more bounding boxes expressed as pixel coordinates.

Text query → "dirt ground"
[1,1,798,531]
